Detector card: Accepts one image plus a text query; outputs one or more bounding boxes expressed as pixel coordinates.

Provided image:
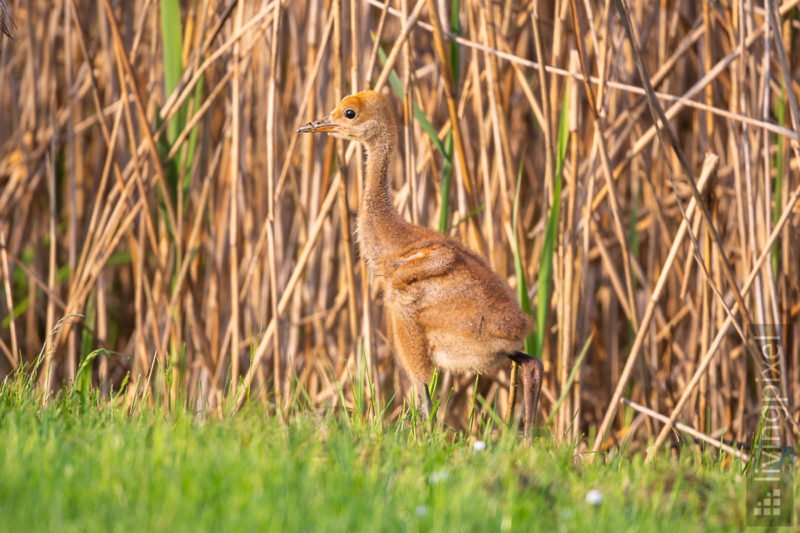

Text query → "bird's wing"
[389,241,459,288]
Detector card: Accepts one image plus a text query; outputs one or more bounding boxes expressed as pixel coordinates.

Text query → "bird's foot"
[510,352,543,438]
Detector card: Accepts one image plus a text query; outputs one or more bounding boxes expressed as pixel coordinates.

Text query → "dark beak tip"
[297,116,334,135]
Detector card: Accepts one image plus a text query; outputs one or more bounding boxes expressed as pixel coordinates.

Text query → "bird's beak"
[297,115,337,134]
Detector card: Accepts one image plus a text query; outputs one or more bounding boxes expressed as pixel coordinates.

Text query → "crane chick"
[298,90,543,435]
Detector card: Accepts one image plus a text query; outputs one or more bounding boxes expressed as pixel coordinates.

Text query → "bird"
[298,90,543,435]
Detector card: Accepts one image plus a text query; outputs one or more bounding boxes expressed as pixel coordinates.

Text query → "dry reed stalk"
[646,176,800,461]
[159,4,277,122]
[329,0,358,403]
[621,398,749,461]
[0,0,14,39]
[1,0,797,453]
[593,153,718,453]
[0,227,18,368]
[235,178,341,411]
[43,153,58,387]
[265,0,284,406]
[401,0,417,225]
[228,0,244,394]
[423,0,482,251]
[365,0,800,141]
[100,0,178,237]
[558,51,580,440]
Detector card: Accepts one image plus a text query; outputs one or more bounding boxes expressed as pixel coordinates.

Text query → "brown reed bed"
[0,0,797,456]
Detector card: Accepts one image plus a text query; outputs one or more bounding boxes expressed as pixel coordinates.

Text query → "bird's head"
[297,90,396,144]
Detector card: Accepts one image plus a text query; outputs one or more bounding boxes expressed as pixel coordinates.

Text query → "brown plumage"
[298,90,542,434]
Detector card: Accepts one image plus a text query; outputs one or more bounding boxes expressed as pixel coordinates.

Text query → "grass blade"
[512,160,534,355]
[547,334,593,424]
[160,0,184,146]
[534,84,570,359]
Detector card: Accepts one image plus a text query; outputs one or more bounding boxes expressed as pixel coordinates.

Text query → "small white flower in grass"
[473,439,487,451]
[585,489,603,506]
[428,469,449,484]
[415,505,428,517]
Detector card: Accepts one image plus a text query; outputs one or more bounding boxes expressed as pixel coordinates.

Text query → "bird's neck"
[358,132,408,264]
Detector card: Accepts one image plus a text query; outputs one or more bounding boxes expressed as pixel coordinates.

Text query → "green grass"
[159,0,202,202]
[772,84,786,276]
[512,161,535,356]
[533,83,570,360]
[0,382,764,532]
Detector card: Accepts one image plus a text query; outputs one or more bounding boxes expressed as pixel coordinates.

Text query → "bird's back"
[416,239,530,338]
[384,232,531,374]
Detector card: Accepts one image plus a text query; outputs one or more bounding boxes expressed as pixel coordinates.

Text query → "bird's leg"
[509,352,543,436]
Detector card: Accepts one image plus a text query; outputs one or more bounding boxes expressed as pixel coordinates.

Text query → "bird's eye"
[344,108,357,120]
